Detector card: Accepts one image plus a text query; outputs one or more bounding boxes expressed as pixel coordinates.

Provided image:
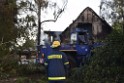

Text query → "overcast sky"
[41,0,101,31]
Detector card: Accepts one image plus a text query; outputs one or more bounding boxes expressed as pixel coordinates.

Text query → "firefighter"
[44,41,69,83]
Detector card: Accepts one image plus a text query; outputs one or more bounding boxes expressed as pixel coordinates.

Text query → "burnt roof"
[62,7,112,34]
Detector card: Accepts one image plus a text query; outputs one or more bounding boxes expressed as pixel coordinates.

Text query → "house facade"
[60,7,112,43]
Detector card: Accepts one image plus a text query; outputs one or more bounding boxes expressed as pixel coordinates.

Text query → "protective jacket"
[44,48,69,81]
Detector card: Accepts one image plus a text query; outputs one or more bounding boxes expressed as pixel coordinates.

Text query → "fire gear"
[44,48,69,81]
[51,41,61,48]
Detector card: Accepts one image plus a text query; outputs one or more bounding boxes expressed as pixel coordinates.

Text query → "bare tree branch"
[41,0,68,24]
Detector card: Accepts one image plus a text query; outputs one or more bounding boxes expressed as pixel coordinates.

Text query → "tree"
[100,0,124,33]
[17,0,68,45]
[0,0,20,78]
[0,0,18,55]
[21,38,36,50]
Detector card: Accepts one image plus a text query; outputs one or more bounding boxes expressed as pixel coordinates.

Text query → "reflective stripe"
[48,54,62,59]
[64,62,69,65]
[60,50,76,52]
[48,77,66,80]
[44,62,48,66]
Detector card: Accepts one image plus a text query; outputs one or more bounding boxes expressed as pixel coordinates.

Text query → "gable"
[60,7,112,42]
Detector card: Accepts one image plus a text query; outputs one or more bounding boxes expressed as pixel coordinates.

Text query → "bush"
[17,64,46,76]
[69,30,124,83]
[16,77,47,83]
[0,53,19,79]
[16,77,31,83]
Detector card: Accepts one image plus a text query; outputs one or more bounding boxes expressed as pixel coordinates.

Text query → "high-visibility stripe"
[60,50,76,52]
[48,77,66,80]
[44,62,48,66]
[64,62,69,65]
[48,54,62,59]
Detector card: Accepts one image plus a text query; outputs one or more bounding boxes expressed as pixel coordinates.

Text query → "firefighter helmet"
[51,41,61,48]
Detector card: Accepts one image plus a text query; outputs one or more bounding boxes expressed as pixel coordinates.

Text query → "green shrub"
[16,77,32,83]
[0,53,19,79]
[69,30,124,83]
[36,79,48,83]
[17,64,46,76]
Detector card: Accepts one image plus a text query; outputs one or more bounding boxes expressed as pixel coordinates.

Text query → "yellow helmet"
[51,41,61,48]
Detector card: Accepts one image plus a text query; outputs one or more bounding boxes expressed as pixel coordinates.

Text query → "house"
[60,7,112,43]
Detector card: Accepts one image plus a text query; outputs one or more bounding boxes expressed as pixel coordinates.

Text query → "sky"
[41,0,101,31]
